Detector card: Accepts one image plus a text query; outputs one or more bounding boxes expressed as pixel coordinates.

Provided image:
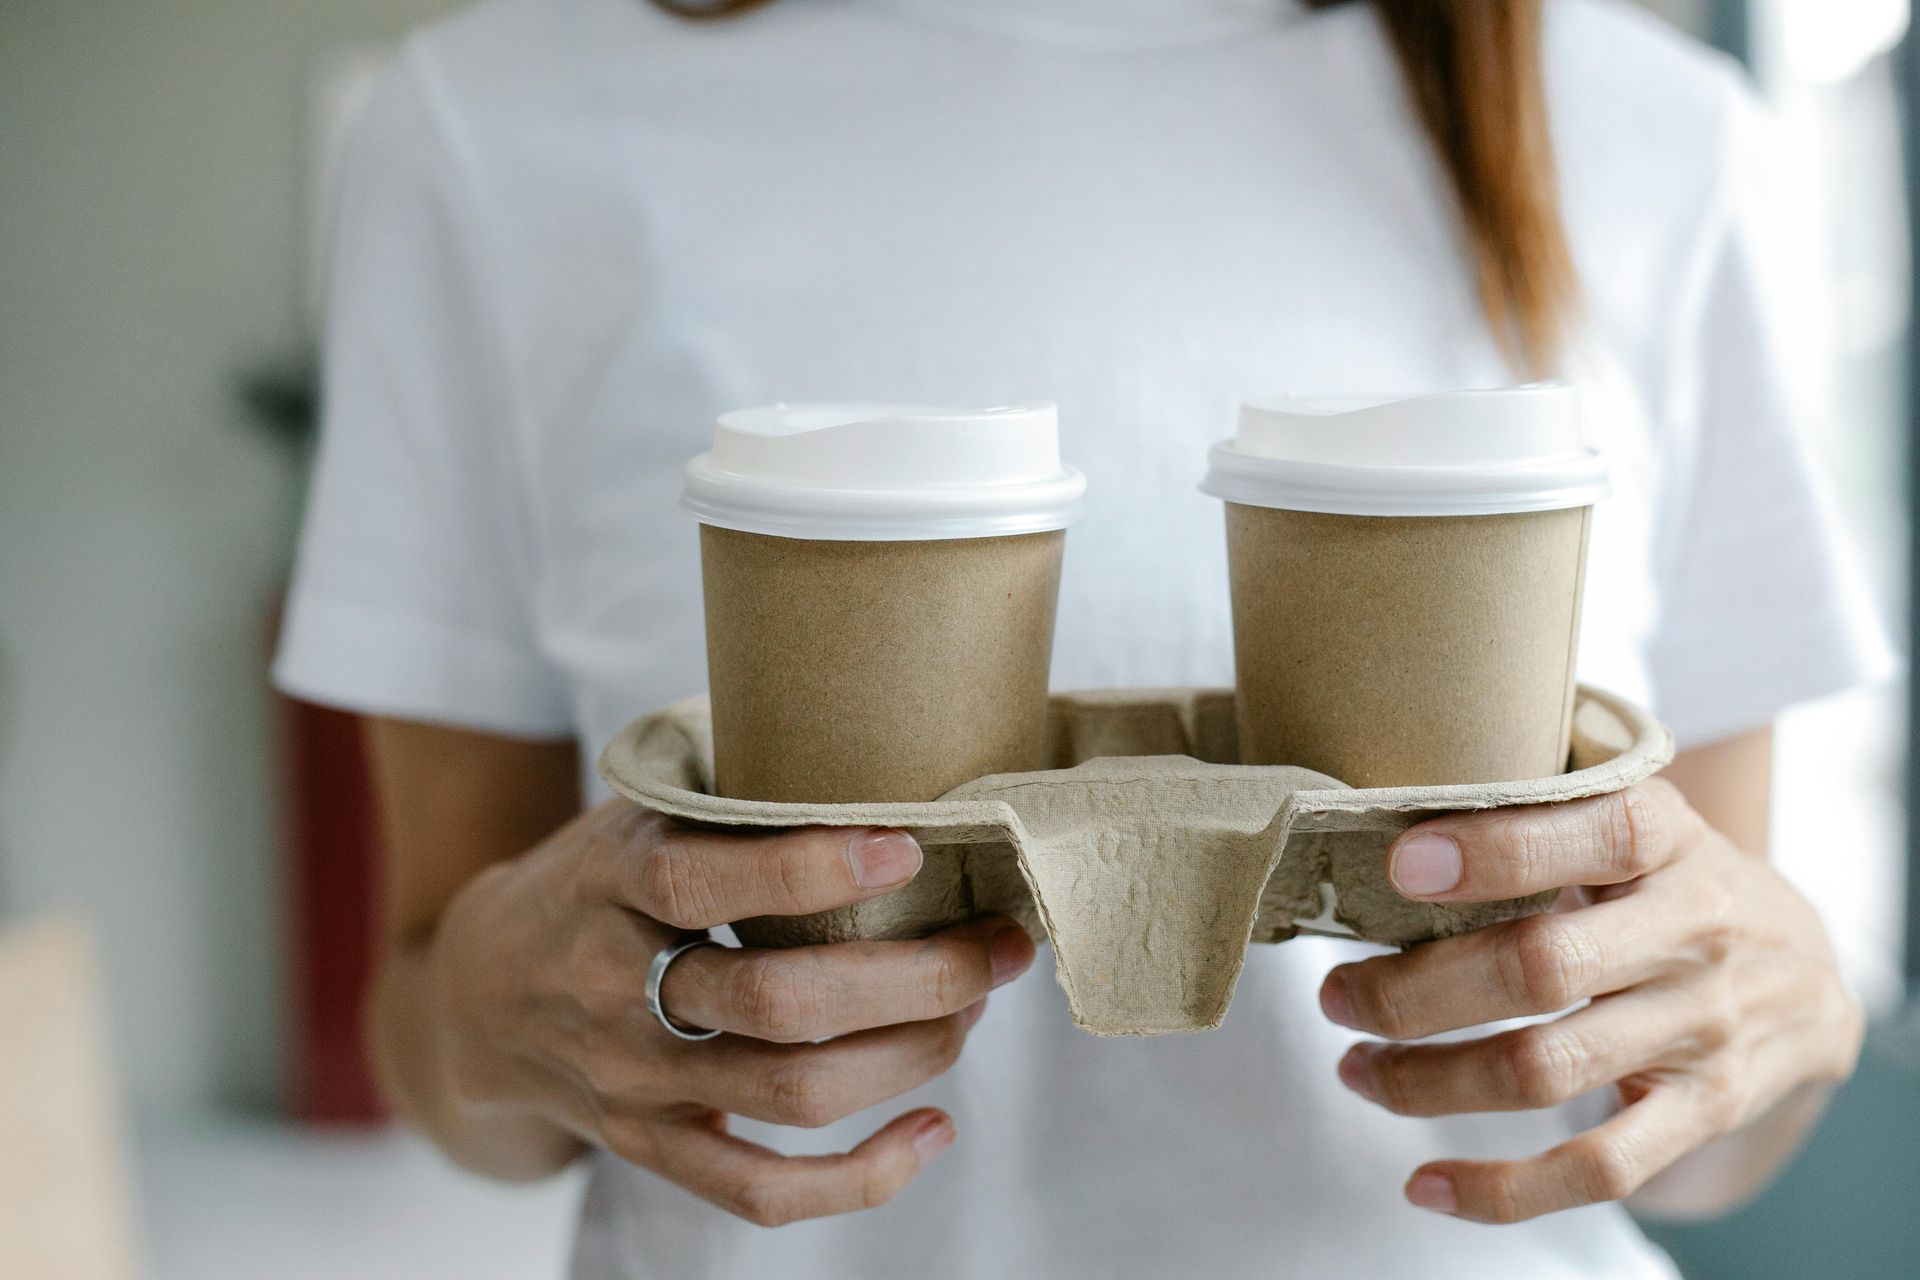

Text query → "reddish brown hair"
[653,0,1577,375]
[1303,0,1576,375]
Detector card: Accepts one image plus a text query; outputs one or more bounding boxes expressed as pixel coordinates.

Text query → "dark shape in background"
[239,354,386,1125]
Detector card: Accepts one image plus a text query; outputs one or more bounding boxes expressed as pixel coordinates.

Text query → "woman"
[275,0,1893,1275]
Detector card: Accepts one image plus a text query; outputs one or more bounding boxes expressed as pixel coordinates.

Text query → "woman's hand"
[429,798,1035,1226]
[1318,778,1863,1224]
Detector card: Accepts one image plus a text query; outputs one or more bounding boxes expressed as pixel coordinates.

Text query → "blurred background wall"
[0,0,458,1113]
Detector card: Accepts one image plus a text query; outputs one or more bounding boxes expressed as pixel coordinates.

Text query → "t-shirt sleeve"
[1644,81,1897,749]
[272,49,573,737]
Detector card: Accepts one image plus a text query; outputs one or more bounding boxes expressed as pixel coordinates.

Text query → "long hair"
[1302,0,1576,375]
[652,0,1578,376]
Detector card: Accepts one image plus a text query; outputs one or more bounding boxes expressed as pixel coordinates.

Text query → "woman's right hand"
[427,798,1035,1226]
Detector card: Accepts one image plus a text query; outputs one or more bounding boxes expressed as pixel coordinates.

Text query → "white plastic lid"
[1199,383,1609,517]
[681,402,1087,541]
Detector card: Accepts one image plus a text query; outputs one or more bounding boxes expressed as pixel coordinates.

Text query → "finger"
[1338,987,1710,1117]
[662,916,1034,1042]
[686,1007,984,1128]
[1321,896,1677,1039]
[1386,779,1697,903]
[608,818,923,930]
[653,1106,955,1226]
[1404,1082,1713,1223]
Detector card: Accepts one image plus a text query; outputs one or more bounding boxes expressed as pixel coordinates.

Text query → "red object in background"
[280,694,388,1125]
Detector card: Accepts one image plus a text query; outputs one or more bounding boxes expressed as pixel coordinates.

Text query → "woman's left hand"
[1319,778,1863,1224]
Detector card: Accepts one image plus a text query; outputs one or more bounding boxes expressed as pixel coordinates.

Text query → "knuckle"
[572,806,647,892]
[568,1010,653,1102]
[563,927,622,996]
[731,1177,797,1229]
[1503,916,1598,1013]
[1697,974,1742,1046]
[934,1015,971,1069]
[1689,1003,1735,1056]
[1367,1051,1421,1115]
[1693,1069,1744,1129]
[764,1055,838,1128]
[637,838,723,930]
[1689,882,1738,956]
[1489,811,1566,893]
[600,1114,658,1168]
[1350,967,1416,1040]
[1607,786,1666,879]
[1579,1135,1645,1203]
[1477,1171,1526,1225]
[576,1034,631,1101]
[908,1013,970,1084]
[857,1159,906,1212]
[760,835,825,913]
[922,946,975,1014]
[1705,1087,1746,1135]
[732,956,823,1044]
[1503,1027,1584,1108]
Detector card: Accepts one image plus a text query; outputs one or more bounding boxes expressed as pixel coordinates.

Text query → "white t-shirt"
[275,0,1892,1276]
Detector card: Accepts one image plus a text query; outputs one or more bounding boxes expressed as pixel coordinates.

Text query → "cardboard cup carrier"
[681,402,1085,947]
[1201,385,1611,787]
[635,389,1668,1034]
[601,686,1672,1034]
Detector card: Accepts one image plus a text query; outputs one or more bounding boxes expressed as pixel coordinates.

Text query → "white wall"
[0,0,455,1111]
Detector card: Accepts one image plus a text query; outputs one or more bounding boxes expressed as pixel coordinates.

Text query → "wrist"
[395,869,585,1178]
[410,988,585,1179]
[424,860,532,1114]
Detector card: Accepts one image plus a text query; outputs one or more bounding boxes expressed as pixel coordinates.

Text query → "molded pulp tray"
[599,687,1672,1035]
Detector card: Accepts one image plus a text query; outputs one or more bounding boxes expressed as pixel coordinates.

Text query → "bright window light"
[1778,0,1909,84]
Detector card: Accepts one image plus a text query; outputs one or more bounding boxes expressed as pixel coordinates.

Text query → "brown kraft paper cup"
[682,402,1082,947]
[702,525,1064,803]
[1204,385,1608,790]
[1225,503,1591,787]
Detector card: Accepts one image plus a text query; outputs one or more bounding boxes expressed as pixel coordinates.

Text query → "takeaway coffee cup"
[682,402,1085,943]
[1200,385,1608,789]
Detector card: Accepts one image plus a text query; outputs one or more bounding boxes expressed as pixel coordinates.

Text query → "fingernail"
[1390,833,1462,898]
[910,1114,955,1166]
[848,829,921,889]
[1320,971,1358,1028]
[1406,1172,1458,1215]
[989,924,1035,987]
[959,998,987,1031]
[1337,1044,1380,1102]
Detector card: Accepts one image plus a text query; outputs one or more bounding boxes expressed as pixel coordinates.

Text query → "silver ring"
[646,936,725,1041]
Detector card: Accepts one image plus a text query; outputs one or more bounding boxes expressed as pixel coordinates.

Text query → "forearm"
[368,930,585,1182]
[360,719,586,1179]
